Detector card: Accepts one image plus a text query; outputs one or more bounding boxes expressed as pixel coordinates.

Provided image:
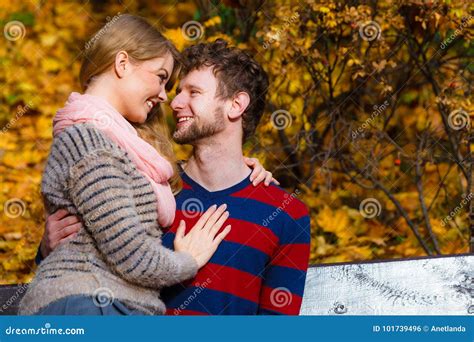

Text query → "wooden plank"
[0,284,28,315]
[300,254,473,315]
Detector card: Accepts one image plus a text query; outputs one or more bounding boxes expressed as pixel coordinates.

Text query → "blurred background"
[0,0,472,284]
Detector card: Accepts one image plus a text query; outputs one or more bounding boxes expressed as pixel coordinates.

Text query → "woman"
[19,14,271,315]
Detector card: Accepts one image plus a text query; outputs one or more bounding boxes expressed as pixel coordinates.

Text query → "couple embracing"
[19,14,310,316]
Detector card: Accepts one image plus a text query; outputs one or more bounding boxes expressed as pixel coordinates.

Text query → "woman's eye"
[157,75,166,83]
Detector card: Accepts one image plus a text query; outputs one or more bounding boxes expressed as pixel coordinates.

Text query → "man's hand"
[40,209,82,258]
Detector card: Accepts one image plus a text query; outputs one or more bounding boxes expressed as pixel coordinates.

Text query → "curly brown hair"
[181,39,269,142]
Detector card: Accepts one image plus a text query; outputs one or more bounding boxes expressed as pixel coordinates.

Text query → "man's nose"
[171,93,184,111]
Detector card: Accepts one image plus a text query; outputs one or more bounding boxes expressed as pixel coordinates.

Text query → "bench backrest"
[300,254,473,315]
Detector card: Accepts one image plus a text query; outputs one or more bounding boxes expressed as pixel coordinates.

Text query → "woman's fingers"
[249,164,262,182]
[271,177,280,185]
[252,169,267,186]
[264,171,273,186]
[213,225,231,245]
[175,220,186,240]
[208,211,229,237]
[193,204,218,230]
[202,204,227,231]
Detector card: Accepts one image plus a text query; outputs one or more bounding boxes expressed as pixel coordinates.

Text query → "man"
[40,39,311,315]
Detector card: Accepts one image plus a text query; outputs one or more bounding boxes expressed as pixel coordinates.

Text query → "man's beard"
[173,107,226,145]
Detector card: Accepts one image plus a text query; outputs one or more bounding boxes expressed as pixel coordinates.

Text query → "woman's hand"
[174,204,231,269]
[244,157,280,187]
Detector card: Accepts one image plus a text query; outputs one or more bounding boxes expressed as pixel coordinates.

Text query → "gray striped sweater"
[19,123,198,315]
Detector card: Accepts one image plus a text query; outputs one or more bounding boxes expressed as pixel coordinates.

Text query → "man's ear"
[228,91,250,120]
[114,51,130,78]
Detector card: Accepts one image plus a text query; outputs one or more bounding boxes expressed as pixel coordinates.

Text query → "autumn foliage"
[0,0,472,284]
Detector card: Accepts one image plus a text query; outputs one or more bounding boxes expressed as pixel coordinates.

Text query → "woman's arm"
[67,150,201,289]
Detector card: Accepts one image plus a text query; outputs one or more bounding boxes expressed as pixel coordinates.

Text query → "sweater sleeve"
[67,149,198,289]
[257,212,311,315]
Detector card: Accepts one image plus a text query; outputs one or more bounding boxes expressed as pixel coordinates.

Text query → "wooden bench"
[1,254,472,315]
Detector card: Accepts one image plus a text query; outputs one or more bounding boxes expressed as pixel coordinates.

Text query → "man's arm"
[257,213,311,315]
[35,209,82,263]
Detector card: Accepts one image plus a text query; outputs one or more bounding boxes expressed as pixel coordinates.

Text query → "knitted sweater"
[19,123,198,315]
[161,172,311,315]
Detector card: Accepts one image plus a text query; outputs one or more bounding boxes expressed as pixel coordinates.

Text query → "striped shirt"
[161,171,311,315]
[20,123,198,315]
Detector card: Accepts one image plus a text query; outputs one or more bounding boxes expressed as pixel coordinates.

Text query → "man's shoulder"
[233,183,309,220]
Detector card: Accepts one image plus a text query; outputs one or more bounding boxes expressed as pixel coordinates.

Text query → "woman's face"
[117,52,174,123]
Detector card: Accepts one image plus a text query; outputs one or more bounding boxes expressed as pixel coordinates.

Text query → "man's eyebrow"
[176,84,204,94]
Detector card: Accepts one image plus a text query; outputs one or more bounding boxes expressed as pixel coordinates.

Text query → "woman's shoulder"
[49,123,128,167]
[54,123,124,154]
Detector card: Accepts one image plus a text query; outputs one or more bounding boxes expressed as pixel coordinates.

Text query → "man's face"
[170,67,226,145]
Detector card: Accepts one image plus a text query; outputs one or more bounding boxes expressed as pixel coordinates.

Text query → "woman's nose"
[158,87,168,102]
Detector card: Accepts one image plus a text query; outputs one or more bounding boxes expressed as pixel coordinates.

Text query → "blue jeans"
[35,295,144,315]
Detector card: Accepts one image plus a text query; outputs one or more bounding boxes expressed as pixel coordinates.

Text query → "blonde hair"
[80,14,182,194]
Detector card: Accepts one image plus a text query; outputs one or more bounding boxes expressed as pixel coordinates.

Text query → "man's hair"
[181,39,269,142]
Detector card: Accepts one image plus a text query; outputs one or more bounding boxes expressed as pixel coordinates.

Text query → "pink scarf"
[53,92,176,227]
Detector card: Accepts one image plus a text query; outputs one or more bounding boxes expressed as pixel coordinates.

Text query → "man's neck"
[184,136,251,192]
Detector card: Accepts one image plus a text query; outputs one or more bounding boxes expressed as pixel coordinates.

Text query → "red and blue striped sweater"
[161,171,311,315]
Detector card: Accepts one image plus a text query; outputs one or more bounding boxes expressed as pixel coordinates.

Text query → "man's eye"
[190,90,199,95]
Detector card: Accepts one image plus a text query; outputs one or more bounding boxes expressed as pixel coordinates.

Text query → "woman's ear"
[114,51,129,78]
[228,91,250,120]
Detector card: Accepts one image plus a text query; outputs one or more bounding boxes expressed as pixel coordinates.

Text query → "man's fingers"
[49,209,70,221]
[213,225,231,245]
[272,177,280,185]
[51,222,81,242]
[59,215,81,230]
[57,233,77,246]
